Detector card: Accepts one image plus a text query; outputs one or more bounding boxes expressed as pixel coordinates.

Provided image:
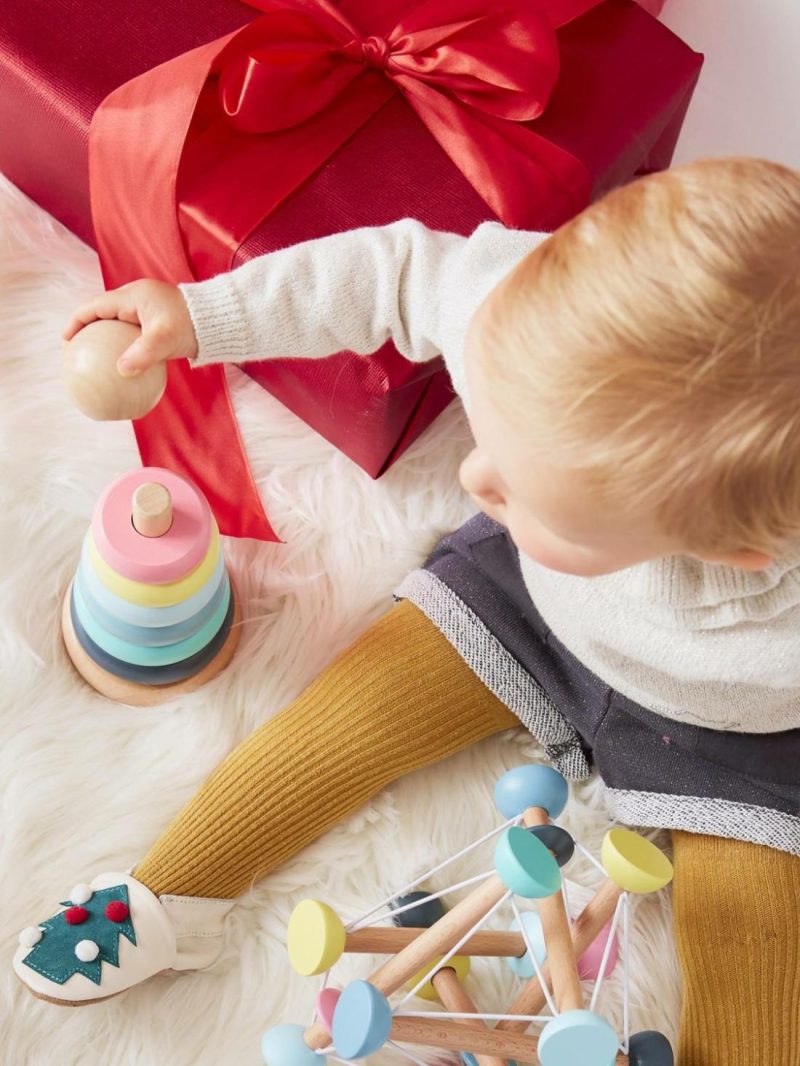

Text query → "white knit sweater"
[179,219,800,735]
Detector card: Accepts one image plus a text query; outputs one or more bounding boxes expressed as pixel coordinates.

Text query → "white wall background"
[663,0,800,167]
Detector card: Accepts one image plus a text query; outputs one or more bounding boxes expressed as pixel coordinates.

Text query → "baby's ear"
[705,548,774,571]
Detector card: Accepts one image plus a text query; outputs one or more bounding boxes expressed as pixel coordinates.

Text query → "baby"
[14,157,800,1065]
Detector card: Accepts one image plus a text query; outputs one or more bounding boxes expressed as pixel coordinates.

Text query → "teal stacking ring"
[494,826,561,898]
[77,534,226,628]
[75,561,230,647]
[73,575,231,667]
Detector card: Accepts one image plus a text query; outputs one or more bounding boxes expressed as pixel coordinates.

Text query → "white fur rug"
[0,175,679,1066]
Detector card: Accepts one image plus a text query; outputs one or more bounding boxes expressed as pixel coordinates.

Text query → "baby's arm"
[178,219,541,378]
[62,220,544,390]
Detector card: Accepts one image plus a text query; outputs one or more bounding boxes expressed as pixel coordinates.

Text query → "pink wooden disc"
[91,467,212,584]
[577,919,619,981]
[316,988,341,1035]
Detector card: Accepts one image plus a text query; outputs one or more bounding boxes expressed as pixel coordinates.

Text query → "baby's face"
[460,324,677,578]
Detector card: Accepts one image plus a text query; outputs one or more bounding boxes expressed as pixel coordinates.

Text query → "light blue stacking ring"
[538,1010,620,1066]
[70,587,235,686]
[261,1024,325,1066]
[75,561,230,647]
[332,981,393,1060]
[73,575,231,667]
[507,910,547,978]
[494,826,561,899]
[495,765,569,821]
[77,534,227,628]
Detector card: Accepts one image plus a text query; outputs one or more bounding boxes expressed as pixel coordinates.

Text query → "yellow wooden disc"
[287,900,346,976]
[87,526,220,607]
[601,828,674,894]
[406,955,471,1001]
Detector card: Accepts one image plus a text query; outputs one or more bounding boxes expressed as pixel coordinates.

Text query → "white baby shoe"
[13,871,233,1005]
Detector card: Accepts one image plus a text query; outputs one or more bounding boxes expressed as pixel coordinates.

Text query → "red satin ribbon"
[89,0,598,541]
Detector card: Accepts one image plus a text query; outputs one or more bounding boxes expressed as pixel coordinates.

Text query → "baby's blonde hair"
[479,157,800,557]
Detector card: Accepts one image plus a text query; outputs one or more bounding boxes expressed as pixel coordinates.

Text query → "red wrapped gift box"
[0,0,702,540]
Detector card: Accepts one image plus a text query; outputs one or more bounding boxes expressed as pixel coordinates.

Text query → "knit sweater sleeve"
[177,218,545,403]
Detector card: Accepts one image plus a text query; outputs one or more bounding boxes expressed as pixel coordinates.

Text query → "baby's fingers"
[116,322,172,377]
[61,293,141,342]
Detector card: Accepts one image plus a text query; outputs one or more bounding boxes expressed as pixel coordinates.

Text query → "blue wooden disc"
[526,824,575,868]
[75,560,230,647]
[628,1031,674,1066]
[73,574,231,667]
[69,583,235,685]
[331,981,392,1060]
[539,1010,619,1066]
[494,826,561,899]
[77,534,227,628]
[507,910,547,978]
[261,1024,324,1066]
[495,765,569,820]
[390,891,445,929]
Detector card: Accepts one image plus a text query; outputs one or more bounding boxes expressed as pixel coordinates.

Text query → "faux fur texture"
[0,175,679,1066]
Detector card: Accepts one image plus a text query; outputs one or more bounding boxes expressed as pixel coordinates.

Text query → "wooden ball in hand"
[63,319,167,421]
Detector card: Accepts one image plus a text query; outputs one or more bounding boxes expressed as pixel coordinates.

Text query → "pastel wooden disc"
[75,561,230,647]
[78,535,226,628]
[538,1009,619,1066]
[68,582,235,684]
[91,467,212,584]
[287,900,345,977]
[87,527,220,608]
[315,988,341,1036]
[72,577,232,667]
[601,828,674,894]
[62,581,241,707]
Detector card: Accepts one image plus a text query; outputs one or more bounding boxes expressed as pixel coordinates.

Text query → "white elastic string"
[396,890,512,1008]
[622,892,631,1053]
[573,840,608,877]
[386,1041,431,1066]
[343,816,520,932]
[352,870,495,931]
[396,1010,552,1024]
[510,897,558,1016]
[314,1045,334,1056]
[588,894,625,1013]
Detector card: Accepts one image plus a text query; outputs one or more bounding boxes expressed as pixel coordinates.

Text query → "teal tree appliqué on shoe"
[21,884,136,985]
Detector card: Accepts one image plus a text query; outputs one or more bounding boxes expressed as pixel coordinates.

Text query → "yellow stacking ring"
[87,525,221,608]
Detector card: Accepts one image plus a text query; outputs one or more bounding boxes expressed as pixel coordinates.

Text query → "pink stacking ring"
[91,467,212,585]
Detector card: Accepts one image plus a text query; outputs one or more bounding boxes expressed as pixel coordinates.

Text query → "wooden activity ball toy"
[264,766,675,1066]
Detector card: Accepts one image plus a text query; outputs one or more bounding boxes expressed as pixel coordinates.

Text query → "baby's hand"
[62,280,199,377]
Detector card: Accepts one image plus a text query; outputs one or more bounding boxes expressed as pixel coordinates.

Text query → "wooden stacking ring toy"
[265,765,675,1066]
[62,467,240,705]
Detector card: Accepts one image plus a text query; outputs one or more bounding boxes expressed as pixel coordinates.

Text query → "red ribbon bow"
[90,0,598,541]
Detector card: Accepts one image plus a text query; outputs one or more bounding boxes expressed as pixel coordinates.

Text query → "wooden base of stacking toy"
[61,580,241,707]
[62,467,241,706]
[263,765,676,1066]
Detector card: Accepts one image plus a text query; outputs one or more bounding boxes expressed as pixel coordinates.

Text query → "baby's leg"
[134,599,518,898]
[672,830,800,1065]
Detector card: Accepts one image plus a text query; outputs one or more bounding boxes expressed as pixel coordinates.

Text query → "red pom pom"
[64,906,89,925]
[105,900,130,923]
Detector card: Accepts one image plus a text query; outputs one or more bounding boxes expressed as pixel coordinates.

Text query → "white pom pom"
[70,884,93,905]
[18,926,43,949]
[75,939,100,963]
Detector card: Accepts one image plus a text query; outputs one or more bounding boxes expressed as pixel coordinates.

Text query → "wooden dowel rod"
[432,967,508,1066]
[389,1016,629,1064]
[366,873,510,998]
[496,877,623,1033]
[344,927,527,958]
[523,808,583,1012]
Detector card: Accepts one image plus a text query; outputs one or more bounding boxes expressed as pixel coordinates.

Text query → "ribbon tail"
[89,32,279,541]
[399,77,590,231]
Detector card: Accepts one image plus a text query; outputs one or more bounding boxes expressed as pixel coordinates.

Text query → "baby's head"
[460,157,800,577]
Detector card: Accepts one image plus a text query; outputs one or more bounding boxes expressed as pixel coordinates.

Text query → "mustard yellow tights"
[134,601,799,1065]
